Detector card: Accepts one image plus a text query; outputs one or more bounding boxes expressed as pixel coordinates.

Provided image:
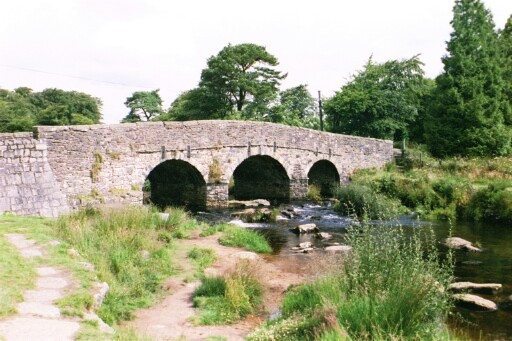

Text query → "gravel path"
[0,234,81,341]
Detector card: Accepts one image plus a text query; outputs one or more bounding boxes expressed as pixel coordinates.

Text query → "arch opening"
[144,160,206,211]
[230,155,290,203]
[307,160,340,198]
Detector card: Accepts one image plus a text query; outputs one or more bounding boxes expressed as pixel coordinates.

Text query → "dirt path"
[127,234,311,341]
[0,234,81,341]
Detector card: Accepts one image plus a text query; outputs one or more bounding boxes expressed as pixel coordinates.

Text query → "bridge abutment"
[206,183,229,208]
[290,178,309,200]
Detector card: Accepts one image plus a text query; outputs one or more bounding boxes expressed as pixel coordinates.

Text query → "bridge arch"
[229,155,290,203]
[145,159,206,211]
[307,160,341,198]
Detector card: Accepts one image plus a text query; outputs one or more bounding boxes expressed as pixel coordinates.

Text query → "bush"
[334,184,400,220]
[463,183,512,223]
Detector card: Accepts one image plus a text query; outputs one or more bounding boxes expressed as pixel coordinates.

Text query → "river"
[196,202,512,340]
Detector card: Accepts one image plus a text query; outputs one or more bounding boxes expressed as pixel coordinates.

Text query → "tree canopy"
[266,85,319,128]
[0,87,102,132]
[198,43,287,119]
[122,89,163,123]
[425,0,511,157]
[324,56,425,140]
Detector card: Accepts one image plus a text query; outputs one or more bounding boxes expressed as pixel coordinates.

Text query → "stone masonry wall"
[0,132,69,217]
[1,121,393,215]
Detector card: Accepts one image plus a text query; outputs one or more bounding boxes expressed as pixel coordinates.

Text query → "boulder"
[231,208,273,222]
[229,199,270,208]
[444,237,482,252]
[316,232,333,240]
[93,282,110,310]
[452,293,497,311]
[325,245,352,253]
[448,282,502,294]
[291,223,319,234]
[299,242,313,249]
[232,251,260,261]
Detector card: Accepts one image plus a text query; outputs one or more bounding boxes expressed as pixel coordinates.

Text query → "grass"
[188,246,217,271]
[248,221,454,340]
[192,260,263,325]
[0,218,38,317]
[52,205,202,325]
[55,291,94,317]
[218,224,272,254]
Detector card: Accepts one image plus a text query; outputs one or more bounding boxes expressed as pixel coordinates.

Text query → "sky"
[1,1,511,124]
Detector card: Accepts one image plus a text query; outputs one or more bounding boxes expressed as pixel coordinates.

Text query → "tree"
[122,89,163,122]
[425,0,511,157]
[199,43,286,119]
[160,87,228,121]
[0,87,102,132]
[324,56,425,140]
[266,85,319,128]
[499,15,512,125]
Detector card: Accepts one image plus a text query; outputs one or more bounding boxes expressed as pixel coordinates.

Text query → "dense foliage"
[0,87,102,132]
[121,89,164,122]
[325,56,426,140]
[425,0,511,156]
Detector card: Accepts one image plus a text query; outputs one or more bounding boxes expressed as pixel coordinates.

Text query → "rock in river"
[444,237,482,252]
[325,245,352,253]
[316,232,333,240]
[452,293,497,311]
[291,223,319,234]
[448,282,502,294]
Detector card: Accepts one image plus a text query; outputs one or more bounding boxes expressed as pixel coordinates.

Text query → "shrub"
[463,183,512,223]
[307,184,322,201]
[334,184,400,220]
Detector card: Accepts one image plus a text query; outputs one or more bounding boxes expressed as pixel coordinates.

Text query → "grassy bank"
[336,150,512,223]
[248,222,454,340]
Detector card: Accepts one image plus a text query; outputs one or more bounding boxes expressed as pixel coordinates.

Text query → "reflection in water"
[196,202,512,340]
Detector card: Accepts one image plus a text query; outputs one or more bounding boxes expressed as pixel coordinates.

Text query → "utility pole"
[318,91,323,131]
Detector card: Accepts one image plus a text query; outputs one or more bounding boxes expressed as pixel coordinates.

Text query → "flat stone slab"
[36,267,59,276]
[452,293,497,311]
[0,317,80,341]
[24,289,62,303]
[17,302,61,318]
[444,237,481,252]
[5,234,44,258]
[37,277,68,290]
[449,282,502,294]
[325,245,353,253]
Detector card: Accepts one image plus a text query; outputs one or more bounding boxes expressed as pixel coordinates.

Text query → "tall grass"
[53,205,201,324]
[193,260,263,325]
[249,222,454,340]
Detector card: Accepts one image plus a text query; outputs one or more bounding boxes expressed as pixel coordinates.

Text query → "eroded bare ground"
[127,234,320,341]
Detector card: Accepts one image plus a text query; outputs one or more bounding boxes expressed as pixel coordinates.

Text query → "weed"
[188,247,217,270]
[208,158,223,184]
[307,184,322,201]
[91,153,103,183]
[56,291,94,317]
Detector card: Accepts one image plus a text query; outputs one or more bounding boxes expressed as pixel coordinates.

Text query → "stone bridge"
[0,120,393,216]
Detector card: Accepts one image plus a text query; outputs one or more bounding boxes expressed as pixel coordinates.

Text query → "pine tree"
[499,15,512,125]
[426,0,511,156]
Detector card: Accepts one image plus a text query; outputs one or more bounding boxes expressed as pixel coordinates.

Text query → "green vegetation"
[334,183,400,220]
[122,89,164,123]
[188,247,217,271]
[218,224,273,254]
[0,87,102,132]
[248,223,453,340]
[193,260,263,325]
[0,221,37,317]
[307,184,322,201]
[53,206,201,324]
[55,291,94,317]
[344,149,512,223]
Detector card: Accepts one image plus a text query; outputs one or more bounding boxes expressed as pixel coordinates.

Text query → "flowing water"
[196,202,512,340]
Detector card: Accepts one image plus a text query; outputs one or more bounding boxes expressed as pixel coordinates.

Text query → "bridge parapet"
[1,121,393,216]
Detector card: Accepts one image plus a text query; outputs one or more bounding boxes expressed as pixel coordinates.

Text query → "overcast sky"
[1,0,511,124]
